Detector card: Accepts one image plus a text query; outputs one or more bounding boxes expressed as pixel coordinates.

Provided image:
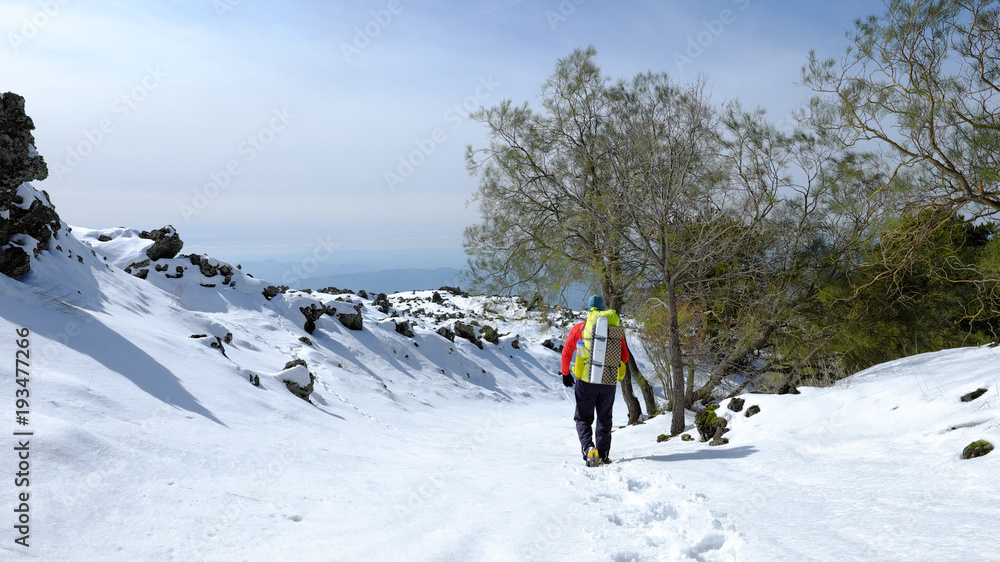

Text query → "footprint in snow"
[575,463,742,560]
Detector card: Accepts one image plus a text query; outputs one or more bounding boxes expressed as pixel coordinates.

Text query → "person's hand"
[562,374,575,388]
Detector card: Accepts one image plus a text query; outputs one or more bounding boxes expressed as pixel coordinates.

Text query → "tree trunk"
[628,354,659,417]
[692,323,777,403]
[685,359,695,408]
[619,368,642,425]
[666,277,686,436]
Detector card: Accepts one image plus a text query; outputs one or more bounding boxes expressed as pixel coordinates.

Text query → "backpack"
[572,309,626,384]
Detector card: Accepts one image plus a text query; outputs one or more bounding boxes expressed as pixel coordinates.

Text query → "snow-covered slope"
[1,183,998,560]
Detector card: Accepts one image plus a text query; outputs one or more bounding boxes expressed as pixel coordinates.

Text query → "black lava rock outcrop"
[453,321,483,349]
[541,339,563,353]
[480,325,500,345]
[337,311,363,331]
[1,92,58,278]
[300,304,324,334]
[373,292,391,314]
[439,285,469,297]
[280,359,315,401]
[961,388,988,402]
[393,319,415,338]
[262,285,288,301]
[0,93,48,192]
[141,226,183,261]
[436,326,456,342]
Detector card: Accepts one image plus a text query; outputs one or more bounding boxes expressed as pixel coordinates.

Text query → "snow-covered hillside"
[1,180,998,560]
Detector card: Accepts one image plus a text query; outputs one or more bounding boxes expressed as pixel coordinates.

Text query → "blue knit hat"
[587,294,605,310]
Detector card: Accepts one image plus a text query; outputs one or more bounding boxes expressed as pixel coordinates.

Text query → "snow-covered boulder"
[275,361,315,401]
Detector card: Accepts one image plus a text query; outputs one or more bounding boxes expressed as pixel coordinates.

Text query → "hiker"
[560,294,630,466]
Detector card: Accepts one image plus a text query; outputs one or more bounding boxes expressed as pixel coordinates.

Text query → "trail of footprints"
[569,462,741,561]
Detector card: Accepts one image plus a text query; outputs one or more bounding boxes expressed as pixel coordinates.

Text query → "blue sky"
[1,0,879,267]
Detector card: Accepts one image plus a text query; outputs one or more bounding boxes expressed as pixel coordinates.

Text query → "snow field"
[1,210,998,560]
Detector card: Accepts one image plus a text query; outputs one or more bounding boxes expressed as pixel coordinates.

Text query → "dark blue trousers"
[573,379,616,459]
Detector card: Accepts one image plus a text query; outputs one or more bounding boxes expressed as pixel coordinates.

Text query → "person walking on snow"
[560,294,630,467]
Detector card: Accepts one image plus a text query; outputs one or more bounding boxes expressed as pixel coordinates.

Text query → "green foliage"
[805,0,1000,217]
[786,210,1000,376]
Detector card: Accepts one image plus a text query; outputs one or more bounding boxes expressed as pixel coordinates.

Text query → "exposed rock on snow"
[210,336,228,357]
[393,319,414,338]
[373,292,390,314]
[336,310,363,331]
[140,226,183,261]
[276,360,315,400]
[300,304,324,334]
[961,388,988,402]
[727,397,745,412]
[126,258,151,272]
[439,285,468,297]
[454,321,483,349]
[962,440,994,459]
[0,92,48,191]
[695,403,728,442]
[745,405,761,418]
[480,325,500,345]
[263,285,287,300]
[1,93,60,278]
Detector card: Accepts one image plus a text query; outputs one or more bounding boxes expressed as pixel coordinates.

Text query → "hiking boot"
[586,447,601,467]
[600,456,613,465]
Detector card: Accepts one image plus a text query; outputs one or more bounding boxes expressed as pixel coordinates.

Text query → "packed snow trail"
[21,397,736,561]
